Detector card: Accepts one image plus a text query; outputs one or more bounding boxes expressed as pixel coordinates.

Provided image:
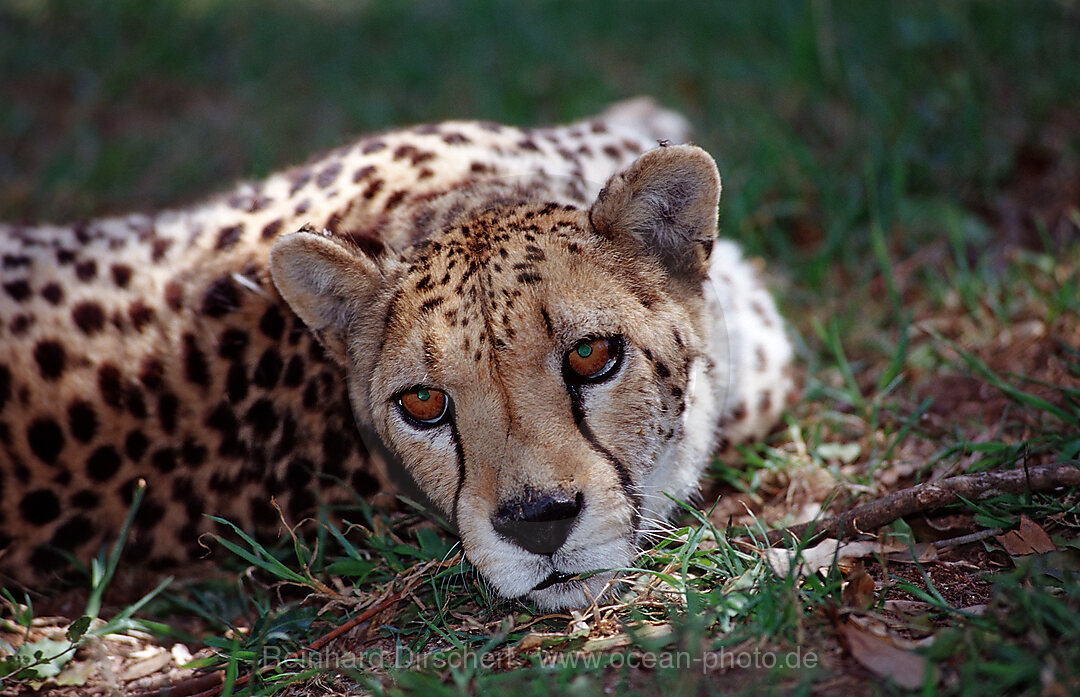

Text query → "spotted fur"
[0,99,794,608]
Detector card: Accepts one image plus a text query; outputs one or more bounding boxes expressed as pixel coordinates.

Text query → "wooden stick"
[756,461,1080,547]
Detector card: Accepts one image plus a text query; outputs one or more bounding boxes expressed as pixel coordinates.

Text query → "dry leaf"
[121,648,173,682]
[838,621,930,689]
[886,542,939,564]
[763,539,906,578]
[883,599,933,615]
[842,562,876,611]
[996,515,1056,556]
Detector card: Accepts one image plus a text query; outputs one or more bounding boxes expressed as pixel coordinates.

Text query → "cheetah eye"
[565,337,623,382]
[397,387,450,427]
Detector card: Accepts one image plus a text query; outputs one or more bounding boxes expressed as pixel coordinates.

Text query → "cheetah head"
[270,145,725,609]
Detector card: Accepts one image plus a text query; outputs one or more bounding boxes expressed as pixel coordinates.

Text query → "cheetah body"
[0,100,794,608]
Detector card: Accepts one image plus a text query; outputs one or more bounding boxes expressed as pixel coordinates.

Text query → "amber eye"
[398,387,449,426]
[566,337,622,381]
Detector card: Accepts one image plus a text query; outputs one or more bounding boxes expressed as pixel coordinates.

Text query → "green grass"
[2,0,1079,694]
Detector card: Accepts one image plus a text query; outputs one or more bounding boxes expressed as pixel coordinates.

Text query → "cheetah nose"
[491,490,584,556]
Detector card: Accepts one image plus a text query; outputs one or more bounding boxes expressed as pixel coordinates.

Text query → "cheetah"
[0,99,794,609]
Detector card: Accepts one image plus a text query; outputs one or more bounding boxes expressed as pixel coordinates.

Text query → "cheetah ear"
[269,230,383,364]
[589,144,721,280]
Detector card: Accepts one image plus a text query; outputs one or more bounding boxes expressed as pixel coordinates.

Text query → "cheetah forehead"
[372,202,691,391]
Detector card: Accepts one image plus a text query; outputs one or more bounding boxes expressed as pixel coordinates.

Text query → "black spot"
[111,264,133,287]
[540,308,554,336]
[75,259,97,281]
[50,515,95,550]
[183,333,211,387]
[158,392,179,433]
[419,296,444,313]
[215,224,244,251]
[361,140,385,154]
[302,379,319,408]
[206,402,244,457]
[288,488,316,520]
[516,272,542,285]
[316,162,342,188]
[218,328,249,360]
[181,439,207,466]
[126,386,147,418]
[71,490,100,509]
[245,398,278,436]
[21,489,62,525]
[385,190,407,210]
[27,419,64,465]
[98,364,125,409]
[321,428,352,467]
[151,448,177,473]
[86,446,122,481]
[4,280,31,301]
[149,555,179,571]
[151,238,173,261]
[33,340,66,380]
[261,219,284,240]
[250,495,278,527]
[134,496,165,529]
[362,178,384,199]
[72,301,106,334]
[289,169,312,195]
[139,358,165,391]
[283,355,304,387]
[125,430,149,461]
[29,547,66,573]
[9,314,32,334]
[164,282,184,310]
[56,249,76,264]
[2,254,31,269]
[201,276,241,317]
[128,300,155,331]
[352,165,376,183]
[41,283,63,304]
[253,349,283,389]
[67,401,98,442]
[273,412,297,460]
[286,459,313,489]
[259,306,286,340]
[226,363,249,402]
[308,339,328,363]
[350,470,379,496]
[655,362,671,378]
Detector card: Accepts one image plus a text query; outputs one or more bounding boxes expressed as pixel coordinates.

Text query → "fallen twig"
[755,461,1080,547]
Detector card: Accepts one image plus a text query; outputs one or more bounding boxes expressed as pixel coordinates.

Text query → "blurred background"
[1,0,1078,286]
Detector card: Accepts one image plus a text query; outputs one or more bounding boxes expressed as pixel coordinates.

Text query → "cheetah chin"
[1,99,795,609]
